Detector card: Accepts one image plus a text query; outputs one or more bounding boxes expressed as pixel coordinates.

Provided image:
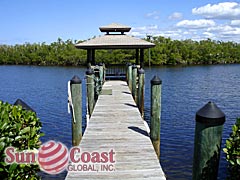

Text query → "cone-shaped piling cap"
[196,101,225,126]
[151,75,162,85]
[138,68,145,74]
[132,64,137,69]
[86,68,94,75]
[14,99,35,112]
[70,75,82,84]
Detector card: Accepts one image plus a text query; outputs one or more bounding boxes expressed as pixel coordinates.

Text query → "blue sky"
[1,0,240,44]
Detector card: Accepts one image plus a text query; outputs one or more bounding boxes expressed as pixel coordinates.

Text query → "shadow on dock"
[124,103,138,108]
[122,91,131,95]
[128,126,149,137]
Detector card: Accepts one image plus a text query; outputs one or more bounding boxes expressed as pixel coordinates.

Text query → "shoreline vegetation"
[0,36,240,66]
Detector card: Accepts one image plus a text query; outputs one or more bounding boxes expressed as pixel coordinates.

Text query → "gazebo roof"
[75,23,155,49]
[75,34,155,49]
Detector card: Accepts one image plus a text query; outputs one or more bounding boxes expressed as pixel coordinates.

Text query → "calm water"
[0,64,239,179]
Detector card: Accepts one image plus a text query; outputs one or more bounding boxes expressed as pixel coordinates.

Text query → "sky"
[1,0,240,45]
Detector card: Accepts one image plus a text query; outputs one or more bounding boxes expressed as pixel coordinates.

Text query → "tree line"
[149,36,240,65]
[0,37,239,66]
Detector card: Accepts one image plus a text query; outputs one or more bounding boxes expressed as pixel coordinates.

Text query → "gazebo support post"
[140,49,144,68]
[87,49,91,65]
[136,49,139,65]
[92,49,95,65]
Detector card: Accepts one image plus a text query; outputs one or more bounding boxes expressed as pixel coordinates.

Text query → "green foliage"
[223,118,240,179]
[0,101,44,180]
[148,37,240,65]
[0,37,240,66]
[0,38,86,66]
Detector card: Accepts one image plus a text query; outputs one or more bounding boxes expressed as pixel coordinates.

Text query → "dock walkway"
[65,80,166,180]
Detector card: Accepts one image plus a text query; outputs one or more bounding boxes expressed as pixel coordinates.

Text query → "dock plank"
[65,80,166,180]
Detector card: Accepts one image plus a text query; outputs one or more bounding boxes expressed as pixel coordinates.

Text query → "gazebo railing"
[91,64,127,80]
[105,64,126,80]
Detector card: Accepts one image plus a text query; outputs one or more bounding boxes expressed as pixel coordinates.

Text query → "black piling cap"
[138,68,145,74]
[151,75,162,85]
[14,99,35,112]
[70,75,82,84]
[196,101,225,126]
[86,68,94,75]
[132,64,137,69]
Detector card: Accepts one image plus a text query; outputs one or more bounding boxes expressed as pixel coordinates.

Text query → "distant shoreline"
[1,37,240,66]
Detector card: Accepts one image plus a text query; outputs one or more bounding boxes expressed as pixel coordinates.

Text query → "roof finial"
[99,23,131,35]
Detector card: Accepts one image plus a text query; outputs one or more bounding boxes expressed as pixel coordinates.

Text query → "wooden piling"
[126,63,129,82]
[127,63,132,92]
[99,63,104,86]
[70,75,82,146]
[86,68,95,117]
[87,62,91,69]
[137,68,145,117]
[103,63,106,83]
[132,64,137,101]
[193,101,225,180]
[94,67,100,101]
[150,75,162,159]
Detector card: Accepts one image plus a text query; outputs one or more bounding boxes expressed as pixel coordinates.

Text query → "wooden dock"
[65,80,166,180]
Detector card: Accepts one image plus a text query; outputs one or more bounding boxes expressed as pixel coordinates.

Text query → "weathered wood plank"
[65,80,166,180]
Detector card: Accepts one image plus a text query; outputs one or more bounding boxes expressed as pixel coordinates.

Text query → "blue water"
[0,64,239,179]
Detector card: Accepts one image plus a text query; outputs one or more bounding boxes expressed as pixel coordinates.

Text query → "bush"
[223,118,240,179]
[0,101,44,180]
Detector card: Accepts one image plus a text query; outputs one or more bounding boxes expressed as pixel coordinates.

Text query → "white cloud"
[130,21,240,42]
[176,19,216,29]
[156,29,183,39]
[183,31,190,35]
[145,11,160,20]
[148,25,158,30]
[132,25,158,32]
[203,32,215,39]
[130,15,240,42]
[168,12,183,20]
[206,25,240,41]
[130,31,144,37]
[130,25,159,37]
[231,20,240,26]
[221,27,240,35]
[192,2,240,19]
[207,25,233,32]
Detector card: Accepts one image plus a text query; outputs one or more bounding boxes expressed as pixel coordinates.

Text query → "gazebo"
[75,23,155,67]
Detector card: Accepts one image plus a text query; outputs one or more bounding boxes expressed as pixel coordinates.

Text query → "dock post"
[103,63,106,83]
[132,64,137,100]
[137,68,145,117]
[193,102,225,180]
[70,75,82,146]
[126,63,129,82]
[93,67,100,101]
[87,62,91,69]
[150,75,162,159]
[127,63,132,92]
[86,68,95,117]
[99,63,104,86]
